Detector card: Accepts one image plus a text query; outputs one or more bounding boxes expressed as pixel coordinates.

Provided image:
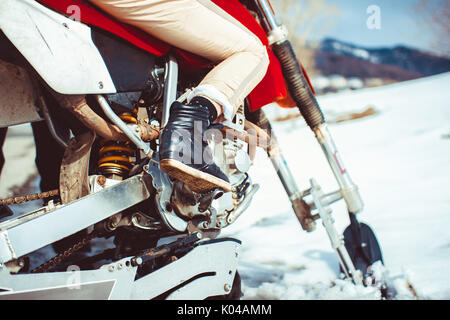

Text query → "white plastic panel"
[0,0,116,94]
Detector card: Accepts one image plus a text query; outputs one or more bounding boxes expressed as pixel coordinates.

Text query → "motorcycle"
[0,0,389,299]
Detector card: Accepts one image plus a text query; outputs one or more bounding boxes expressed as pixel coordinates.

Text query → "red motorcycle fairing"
[37,0,290,111]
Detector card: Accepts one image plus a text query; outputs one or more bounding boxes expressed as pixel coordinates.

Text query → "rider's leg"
[89,0,269,192]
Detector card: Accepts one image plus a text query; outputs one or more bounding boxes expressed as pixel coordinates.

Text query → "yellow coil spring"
[97,110,138,179]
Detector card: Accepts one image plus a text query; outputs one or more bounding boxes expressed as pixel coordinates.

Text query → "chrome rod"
[161,54,179,129]
[226,184,260,225]
[268,138,316,232]
[254,0,290,45]
[0,175,151,263]
[38,95,69,149]
[253,0,280,31]
[310,179,363,285]
[313,124,364,214]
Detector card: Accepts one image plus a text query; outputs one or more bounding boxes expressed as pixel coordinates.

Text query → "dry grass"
[273,106,378,123]
[335,107,378,123]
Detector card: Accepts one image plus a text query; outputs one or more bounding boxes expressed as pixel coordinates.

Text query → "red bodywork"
[37,0,307,111]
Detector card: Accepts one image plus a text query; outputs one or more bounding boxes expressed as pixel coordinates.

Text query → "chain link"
[0,188,99,274]
[31,231,98,274]
[1,189,59,205]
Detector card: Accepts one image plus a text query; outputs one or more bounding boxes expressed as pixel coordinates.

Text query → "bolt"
[201,221,210,229]
[97,175,106,186]
[117,263,123,270]
[134,257,143,266]
[196,232,203,239]
[224,284,231,292]
[108,265,115,272]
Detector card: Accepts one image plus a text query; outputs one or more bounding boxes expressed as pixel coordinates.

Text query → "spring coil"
[97,110,138,179]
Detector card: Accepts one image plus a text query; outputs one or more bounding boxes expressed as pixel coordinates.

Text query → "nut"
[97,175,106,186]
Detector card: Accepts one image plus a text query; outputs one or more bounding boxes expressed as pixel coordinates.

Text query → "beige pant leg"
[89,0,269,117]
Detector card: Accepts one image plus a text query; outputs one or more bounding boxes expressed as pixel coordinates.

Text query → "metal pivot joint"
[308,179,363,285]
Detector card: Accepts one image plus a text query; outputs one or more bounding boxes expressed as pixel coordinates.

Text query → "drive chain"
[0,189,59,205]
[31,231,98,274]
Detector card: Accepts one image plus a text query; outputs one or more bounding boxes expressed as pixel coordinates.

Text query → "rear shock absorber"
[97,110,138,180]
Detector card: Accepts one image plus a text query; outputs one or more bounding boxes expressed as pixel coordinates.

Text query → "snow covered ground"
[222,72,450,300]
[1,73,449,300]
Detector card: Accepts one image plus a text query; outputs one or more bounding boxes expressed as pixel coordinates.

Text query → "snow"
[331,41,371,61]
[222,72,450,300]
[0,124,37,198]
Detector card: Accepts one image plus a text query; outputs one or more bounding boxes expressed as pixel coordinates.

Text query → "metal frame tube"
[313,124,364,214]
[253,0,289,45]
[161,54,179,129]
[95,95,151,155]
[253,0,280,31]
[37,95,69,149]
[310,179,363,284]
[0,175,151,263]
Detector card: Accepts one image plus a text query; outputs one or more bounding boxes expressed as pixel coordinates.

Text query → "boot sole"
[160,159,232,193]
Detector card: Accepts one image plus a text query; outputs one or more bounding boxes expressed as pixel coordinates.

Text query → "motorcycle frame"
[0,0,370,288]
[0,238,240,300]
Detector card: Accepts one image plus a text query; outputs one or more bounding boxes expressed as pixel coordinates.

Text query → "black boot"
[159,96,231,193]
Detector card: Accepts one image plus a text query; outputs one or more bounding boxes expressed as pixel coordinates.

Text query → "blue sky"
[307,0,437,52]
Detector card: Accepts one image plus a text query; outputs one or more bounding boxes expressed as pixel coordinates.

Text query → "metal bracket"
[143,157,188,233]
[306,178,363,285]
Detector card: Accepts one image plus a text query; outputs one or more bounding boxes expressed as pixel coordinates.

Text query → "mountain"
[314,38,450,81]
